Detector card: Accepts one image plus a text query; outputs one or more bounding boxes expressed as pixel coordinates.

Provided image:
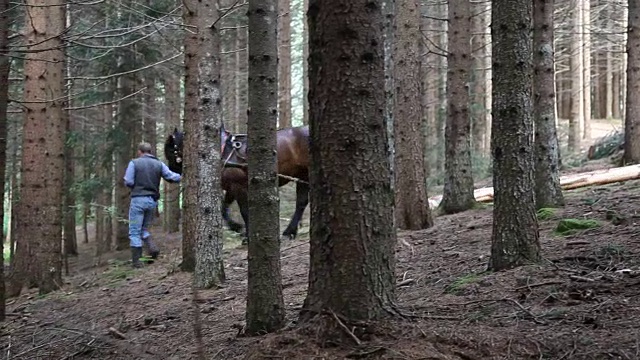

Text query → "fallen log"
[428,164,640,209]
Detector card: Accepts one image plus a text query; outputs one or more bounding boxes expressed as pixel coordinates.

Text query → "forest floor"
[3,128,640,359]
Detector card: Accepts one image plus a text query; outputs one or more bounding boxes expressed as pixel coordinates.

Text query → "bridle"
[222,134,248,168]
[170,133,248,169]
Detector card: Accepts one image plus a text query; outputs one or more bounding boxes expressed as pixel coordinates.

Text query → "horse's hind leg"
[236,189,250,245]
[222,191,243,233]
[282,181,309,240]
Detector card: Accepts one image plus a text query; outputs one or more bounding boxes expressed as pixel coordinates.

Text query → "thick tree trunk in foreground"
[440,0,476,214]
[394,0,433,230]
[533,0,564,209]
[194,0,225,289]
[181,0,200,271]
[14,0,66,294]
[301,0,397,322]
[624,0,640,164]
[488,0,540,271]
[245,0,285,335]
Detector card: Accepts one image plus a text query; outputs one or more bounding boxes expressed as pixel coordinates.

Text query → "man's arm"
[161,162,182,183]
[123,161,135,188]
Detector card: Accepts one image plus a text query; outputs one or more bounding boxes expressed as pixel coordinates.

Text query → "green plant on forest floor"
[554,218,600,237]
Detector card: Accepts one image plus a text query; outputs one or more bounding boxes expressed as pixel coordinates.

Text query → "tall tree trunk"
[81,114,90,244]
[568,0,584,152]
[192,0,225,288]
[593,50,602,119]
[301,0,309,126]
[483,1,492,158]
[435,1,448,177]
[394,0,433,230]
[612,70,620,119]
[488,0,540,271]
[144,78,157,149]
[277,0,292,128]
[114,75,139,250]
[440,0,476,213]
[62,75,77,256]
[471,0,488,156]
[533,0,564,209]
[164,74,181,233]
[582,0,591,140]
[0,0,10,321]
[234,26,248,132]
[301,0,397,322]
[182,0,201,271]
[14,0,66,294]
[624,0,640,163]
[606,45,613,119]
[96,98,114,257]
[421,0,439,179]
[245,0,285,335]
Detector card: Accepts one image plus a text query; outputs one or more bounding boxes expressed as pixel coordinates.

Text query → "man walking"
[124,142,182,268]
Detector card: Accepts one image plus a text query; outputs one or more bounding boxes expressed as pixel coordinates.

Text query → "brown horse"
[221,125,310,239]
[164,127,248,236]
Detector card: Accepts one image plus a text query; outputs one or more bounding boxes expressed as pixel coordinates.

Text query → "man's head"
[137,142,153,157]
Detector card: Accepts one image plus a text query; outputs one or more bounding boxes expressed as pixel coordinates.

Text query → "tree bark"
[488,0,540,271]
[624,0,640,163]
[440,0,476,214]
[181,0,200,272]
[606,43,613,119]
[144,77,156,149]
[302,0,309,126]
[234,25,248,132]
[164,74,181,233]
[568,0,584,152]
[0,0,10,321]
[62,11,76,260]
[245,0,285,335]
[15,0,66,294]
[393,0,433,230]
[301,0,397,322]
[193,0,226,289]
[533,0,564,209]
[471,0,488,156]
[582,0,591,140]
[277,0,292,128]
[483,1,492,158]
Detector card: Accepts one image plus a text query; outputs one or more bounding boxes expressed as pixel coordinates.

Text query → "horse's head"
[164,127,184,174]
[221,131,248,169]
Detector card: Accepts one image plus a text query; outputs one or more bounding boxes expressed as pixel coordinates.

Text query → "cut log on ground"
[428,164,640,209]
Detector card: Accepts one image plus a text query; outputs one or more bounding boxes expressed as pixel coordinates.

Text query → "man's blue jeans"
[129,196,157,247]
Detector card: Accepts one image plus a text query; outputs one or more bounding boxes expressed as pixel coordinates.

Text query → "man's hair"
[138,142,153,154]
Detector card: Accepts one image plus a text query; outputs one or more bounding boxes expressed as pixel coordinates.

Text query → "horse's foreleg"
[222,191,243,233]
[282,181,309,240]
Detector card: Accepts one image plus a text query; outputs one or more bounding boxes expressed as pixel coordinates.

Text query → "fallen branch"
[566,240,591,246]
[514,280,564,291]
[107,327,127,340]
[569,275,596,282]
[397,278,416,287]
[330,311,362,346]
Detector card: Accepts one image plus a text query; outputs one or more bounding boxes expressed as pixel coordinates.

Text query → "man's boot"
[131,246,143,268]
[143,236,160,260]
